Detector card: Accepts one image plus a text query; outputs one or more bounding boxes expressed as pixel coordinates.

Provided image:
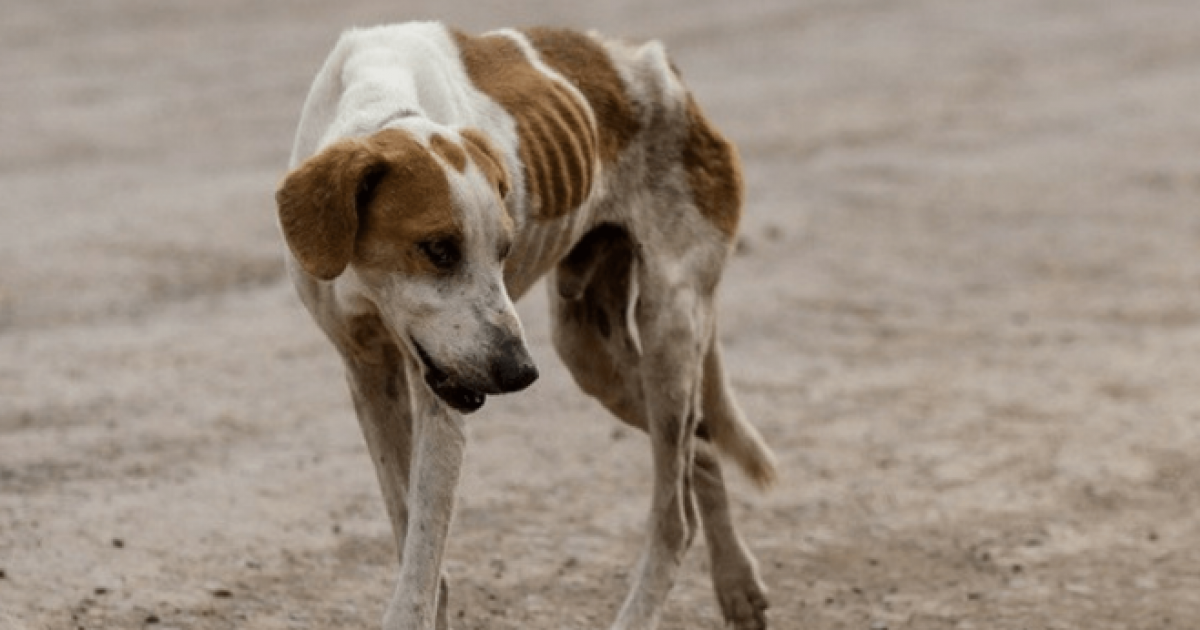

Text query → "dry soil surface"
[4,1,1200,629]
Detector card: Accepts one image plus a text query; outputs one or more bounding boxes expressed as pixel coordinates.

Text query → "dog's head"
[275,127,537,413]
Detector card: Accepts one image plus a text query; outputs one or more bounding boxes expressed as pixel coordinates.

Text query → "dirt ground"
[4,0,1200,628]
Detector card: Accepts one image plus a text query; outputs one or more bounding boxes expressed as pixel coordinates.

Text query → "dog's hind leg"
[693,337,775,630]
[341,314,455,630]
[613,263,715,630]
[693,440,768,630]
[693,438,769,630]
[552,224,710,630]
[552,221,772,629]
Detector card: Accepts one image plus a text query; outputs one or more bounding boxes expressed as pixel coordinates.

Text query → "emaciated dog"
[275,22,777,630]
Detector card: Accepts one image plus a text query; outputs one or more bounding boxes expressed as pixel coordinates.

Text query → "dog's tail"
[701,339,778,490]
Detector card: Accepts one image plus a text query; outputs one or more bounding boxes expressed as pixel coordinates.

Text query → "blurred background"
[3,1,1200,628]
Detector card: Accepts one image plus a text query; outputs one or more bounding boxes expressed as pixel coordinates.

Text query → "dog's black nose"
[492,336,539,393]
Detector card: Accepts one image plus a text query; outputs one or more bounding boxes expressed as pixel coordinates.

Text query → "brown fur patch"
[354,129,462,275]
[459,128,515,236]
[682,95,743,237]
[428,133,467,172]
[522,27,640,165]
[454,29,634,220]
[276,138,383,280]
[460,128,510,198]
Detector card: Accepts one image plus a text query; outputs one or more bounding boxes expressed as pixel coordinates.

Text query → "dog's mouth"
[412,340,486,413]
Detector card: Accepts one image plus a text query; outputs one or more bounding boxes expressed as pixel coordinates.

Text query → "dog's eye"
[419,239,460,270]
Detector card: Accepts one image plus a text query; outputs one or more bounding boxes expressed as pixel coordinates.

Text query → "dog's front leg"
[381,374,466,630]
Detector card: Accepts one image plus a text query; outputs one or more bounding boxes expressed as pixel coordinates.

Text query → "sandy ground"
[4,0,1200,628]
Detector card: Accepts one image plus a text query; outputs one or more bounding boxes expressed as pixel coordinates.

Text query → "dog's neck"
[321,31,466,146]
[331,62,425,142]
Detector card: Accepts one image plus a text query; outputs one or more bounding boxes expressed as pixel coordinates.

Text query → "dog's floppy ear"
[276,139,386,280]
[460,128,510,199]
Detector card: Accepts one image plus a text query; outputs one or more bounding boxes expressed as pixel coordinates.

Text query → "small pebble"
[145,613,161,624]
[94,587,109,596]
[112,538,125,549]
[734,237,753,256]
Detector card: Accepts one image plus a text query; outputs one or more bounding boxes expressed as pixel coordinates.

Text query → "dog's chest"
[502,207,597,300]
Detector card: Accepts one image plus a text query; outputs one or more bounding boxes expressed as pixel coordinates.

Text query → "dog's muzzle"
[412,338,538,413]
[489,335,540,393]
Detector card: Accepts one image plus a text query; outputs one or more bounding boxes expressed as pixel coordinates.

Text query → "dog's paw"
[715,570,769,630]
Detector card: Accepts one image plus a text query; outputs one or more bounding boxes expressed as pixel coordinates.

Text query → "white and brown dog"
[275,22,777,630]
